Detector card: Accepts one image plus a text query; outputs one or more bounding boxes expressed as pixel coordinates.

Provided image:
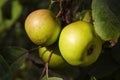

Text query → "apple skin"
[25,9,61,46]
[59,21,102,66]
[39,43,68,68]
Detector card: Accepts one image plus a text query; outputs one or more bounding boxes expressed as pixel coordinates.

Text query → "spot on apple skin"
[87,45,94,56]
[79,44,95,62]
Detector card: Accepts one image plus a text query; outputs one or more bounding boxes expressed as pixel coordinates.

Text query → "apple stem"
[82,10,92,23]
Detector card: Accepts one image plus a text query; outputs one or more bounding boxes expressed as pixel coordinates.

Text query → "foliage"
[0,0,120,80]
[92,0,120,42]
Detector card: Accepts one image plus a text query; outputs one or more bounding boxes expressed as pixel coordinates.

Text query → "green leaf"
[0,0,22,34]
[0,8,2,24]
[0,0,7,24]
[42,76,63,80]
[10,51,28,73]
[90,76,97,80]
[0,0,7,7]
[48,77,63,80]
[0,55,12,80]
[92,0,120,42]
[4,0,22,27]
[0,46,28,73]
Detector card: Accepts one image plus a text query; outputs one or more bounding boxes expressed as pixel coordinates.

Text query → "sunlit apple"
[59,21,102,66]
[25,9,61,46]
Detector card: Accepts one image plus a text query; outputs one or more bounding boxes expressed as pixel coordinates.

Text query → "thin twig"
[47,50,53,63]
[65,0,72,24]
[28,46,41,52]
[56,9,63,18]
[39,50,53,80]
[39,66,46,79]
[56,0,63,18]
[27,54,44,65]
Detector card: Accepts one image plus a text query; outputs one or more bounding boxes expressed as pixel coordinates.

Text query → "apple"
[59,21,102,66]
[25,9,61,46]
[39,43,69,68]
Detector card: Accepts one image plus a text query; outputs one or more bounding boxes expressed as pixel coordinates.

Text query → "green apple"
[25,9,61,46]
[39,43,68,68]
[59,21,102,66]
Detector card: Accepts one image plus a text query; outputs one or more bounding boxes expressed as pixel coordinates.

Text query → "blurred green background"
[0,0,50,80]
[0,0,120,80]
[0,0,50,48]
